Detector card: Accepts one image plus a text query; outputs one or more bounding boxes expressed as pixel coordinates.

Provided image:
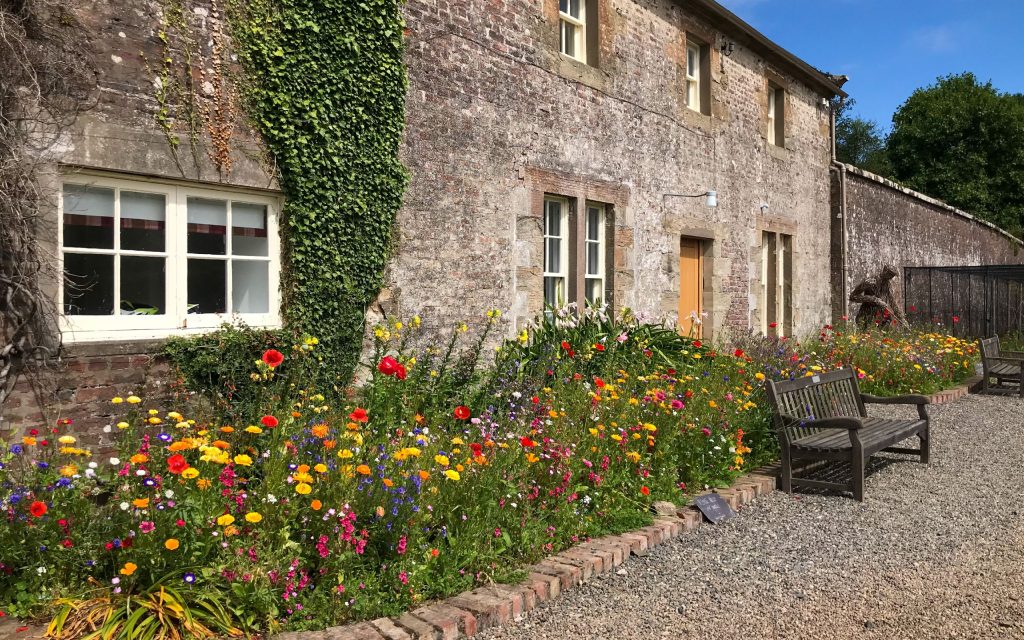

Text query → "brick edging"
[926,376,980,406]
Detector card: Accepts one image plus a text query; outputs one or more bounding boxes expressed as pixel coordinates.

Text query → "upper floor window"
[60,175,280,341]
[767,83,786,147]
[559,0,586,62]
[685,37,709,115]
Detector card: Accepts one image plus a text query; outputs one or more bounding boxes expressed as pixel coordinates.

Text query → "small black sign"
[693,493,737,525]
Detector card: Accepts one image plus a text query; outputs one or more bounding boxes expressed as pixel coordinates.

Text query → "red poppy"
[594,377,605,388]
[734,348,744,358]
[378,356,400,377]
[560,341,571,351]
[769,322,778,329]
[29,501,47,518]
[61,539,73,548]
[470,442,483,456]
[395,363,408,380]
[167,454,189,475]
[454,405,471,421]
[520,437,536,448]
[28,428,38,436]
[952,315,960,324]
[684,389,694,399]
[693,340,702,348]
[594,343,605,352]
[261,349,285,368]
[640,486,650,496]
[348,407,369,423]
[531,396,540,404]
[261,415,279,428]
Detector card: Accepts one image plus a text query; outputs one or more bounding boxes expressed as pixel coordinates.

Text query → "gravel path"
[480,394,1024,640]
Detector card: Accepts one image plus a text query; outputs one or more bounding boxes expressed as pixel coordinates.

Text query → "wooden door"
[679,238,703,337]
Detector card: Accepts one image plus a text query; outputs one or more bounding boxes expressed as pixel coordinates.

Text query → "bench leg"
[851,444,866,502]
[781,447,793,494]
[920,426,930,464]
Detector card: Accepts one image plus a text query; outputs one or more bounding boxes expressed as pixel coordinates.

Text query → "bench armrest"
[862,394,930,406]
[986,356,1024,365]
[778,413,863,430]
[1001,350,1024,358]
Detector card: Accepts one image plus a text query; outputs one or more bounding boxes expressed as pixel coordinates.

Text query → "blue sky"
[718,0,1024,131]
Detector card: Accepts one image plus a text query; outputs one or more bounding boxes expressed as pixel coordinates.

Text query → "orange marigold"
[311,424,329,438]
[356,464,371,475]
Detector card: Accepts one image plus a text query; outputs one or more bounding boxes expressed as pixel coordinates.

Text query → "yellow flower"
[755,372,766,381]
[295,482,312,495]
[111,396,124,404]
[126,395,141,404]
[314,463,328,473]
[233,454,253,467]
[59,464,78,477]
[338,449,354,459]
[167,412,182,421]
[451,437,465,445]
[444,469,461,481]
[58,435,76,445]
[117,421,130,430]
[245,426,263,434]
[626,452,641,463]
[525,453,539,463]
[434,455,450,467]
[197,478,212,490]
[119,562,137,576]
[164,538,180,551]
[588,428,599,436]
[245,512,263,523]
[293,471,313,483]
[181,467,199,479]
[611,434,622,442]
[709,400,718,409]
[148,409,159,416]
[216,514,235,526]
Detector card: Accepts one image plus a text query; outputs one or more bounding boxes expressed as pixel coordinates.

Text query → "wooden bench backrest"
[979,336,1000,377]
[764,367,866,446]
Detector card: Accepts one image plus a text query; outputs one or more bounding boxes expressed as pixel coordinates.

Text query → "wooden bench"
[765,368,930,501]
[979,336,1024,397]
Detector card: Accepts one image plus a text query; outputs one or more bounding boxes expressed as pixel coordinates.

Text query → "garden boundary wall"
[830,162,1024,321]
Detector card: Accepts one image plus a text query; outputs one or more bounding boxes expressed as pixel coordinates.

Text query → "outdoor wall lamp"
[664,190,718,208]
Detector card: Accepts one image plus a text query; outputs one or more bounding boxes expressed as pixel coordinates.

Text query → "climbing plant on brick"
[229,0,409,382]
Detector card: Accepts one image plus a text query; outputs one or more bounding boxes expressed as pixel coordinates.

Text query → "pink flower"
[701,427,712,437]
[398,571,409,585]
[139,521,155,534]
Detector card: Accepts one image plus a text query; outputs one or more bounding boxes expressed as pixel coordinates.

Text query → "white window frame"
[686,42,702,113]
[768,84,785,147]
[543,197,570,308]
[760,230,792,336]
[559,0,586,63]
[584,202,606,306]
[58,173,281,343]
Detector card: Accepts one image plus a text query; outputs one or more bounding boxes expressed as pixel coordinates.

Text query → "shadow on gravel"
[791,454,918,498]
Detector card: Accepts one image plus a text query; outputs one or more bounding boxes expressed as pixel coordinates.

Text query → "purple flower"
[183,572,196,584]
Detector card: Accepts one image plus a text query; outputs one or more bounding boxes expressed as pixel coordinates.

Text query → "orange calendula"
[355,464,371,475]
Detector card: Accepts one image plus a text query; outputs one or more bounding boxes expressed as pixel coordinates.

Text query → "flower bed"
[0,310,978,637]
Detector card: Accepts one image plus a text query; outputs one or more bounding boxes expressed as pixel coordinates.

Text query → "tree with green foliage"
[834,98,891,176]
[887,73,1024,237]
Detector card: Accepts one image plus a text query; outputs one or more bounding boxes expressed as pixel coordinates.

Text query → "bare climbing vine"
[0,0,94,408]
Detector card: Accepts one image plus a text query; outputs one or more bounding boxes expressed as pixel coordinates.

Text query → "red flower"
[395,363,408,380]
[28,428,38,437]
[640,486,650,496]
[560,341,571,351]
[769,322,778,329]
[348,407,369,423]
[531,396,540,404]
[378,356,400,377]
[261,415,279,428]
[734,348,744,358]
[594,377,605,388]
[167,454,189,475]
[594,343,605,352]
[684,389,694,399]
[909,305,917,312]
[29,501,47,518]
[952,315,960,324]
[261,349,285,368]
[470,442,483,456]
[520,437,536,448]
[693,340,702,348]
[454,405,471,421]
[61,539,73,548]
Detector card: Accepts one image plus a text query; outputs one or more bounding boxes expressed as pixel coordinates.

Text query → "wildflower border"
[270,381,978,640]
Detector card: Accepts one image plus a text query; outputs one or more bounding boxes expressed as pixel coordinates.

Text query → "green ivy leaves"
[230,0,409,384]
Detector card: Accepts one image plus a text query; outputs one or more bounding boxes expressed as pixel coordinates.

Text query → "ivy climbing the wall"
[229,0,409,384]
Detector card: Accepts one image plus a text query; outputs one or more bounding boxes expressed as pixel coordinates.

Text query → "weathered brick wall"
[835,163,1024,318]
[391,0,836,340]
[0,343,173,448]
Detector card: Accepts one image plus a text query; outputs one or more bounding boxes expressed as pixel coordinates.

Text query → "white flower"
[164,490,174,499]
[119,502,130,510]
[266,494,278,503]
[85,469,95,477]
[37,566,47,575]
[135,469,146,476]
[109,457,121,466]
[88,461,98,469]
[103,425,112,433]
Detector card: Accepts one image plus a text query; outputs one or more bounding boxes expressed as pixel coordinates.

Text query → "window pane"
[121,256,165,315]
[587,241,599,275]
[63,185,114,250]
[544,276,564,307]
[545,201,562,236]
[545,238,561,273]
[187,197,227,255]
[560,21,575,57]
[121,191,166,252]
[568,0,580,18]
[687,47,698,76]
[559,0,569,12]
[586,278,603,305]
[232,261,270,313]
[63,253,114,315]
[232,203,269,256]
[187,259,226,313]
[587,208,600,241]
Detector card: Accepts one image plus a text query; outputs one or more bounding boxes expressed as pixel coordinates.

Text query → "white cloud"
[909,25,957,53]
